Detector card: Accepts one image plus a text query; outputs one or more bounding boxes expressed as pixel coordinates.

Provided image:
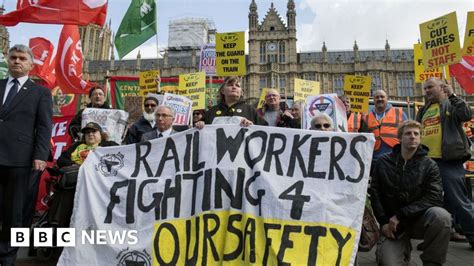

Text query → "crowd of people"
[0,44,473,265]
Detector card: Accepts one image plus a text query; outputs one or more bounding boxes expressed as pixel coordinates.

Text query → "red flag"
[55,25,92,94]
[450,56,474,95]
[29,37,56,88]
[0,0,107,27]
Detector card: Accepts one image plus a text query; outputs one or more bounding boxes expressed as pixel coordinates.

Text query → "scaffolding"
[168,17,216,49]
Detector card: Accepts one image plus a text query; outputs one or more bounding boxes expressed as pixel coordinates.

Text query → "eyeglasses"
[313,123,331,129]
[155,113,172,118]
[193,113,202,116]
[144,104,157,108]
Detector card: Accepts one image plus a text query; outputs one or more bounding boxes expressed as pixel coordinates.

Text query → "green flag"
[115,0,157,59]
[0,53,8,79]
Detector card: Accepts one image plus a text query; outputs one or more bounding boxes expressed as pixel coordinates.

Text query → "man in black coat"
[370,120,451,265]
[125,96,158,144]
[0,44,53,265]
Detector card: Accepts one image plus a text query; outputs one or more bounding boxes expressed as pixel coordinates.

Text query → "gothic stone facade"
[86,1,469,102]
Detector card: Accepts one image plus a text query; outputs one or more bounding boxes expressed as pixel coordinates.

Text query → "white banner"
[81,108,129,143]
[59,125,374,265]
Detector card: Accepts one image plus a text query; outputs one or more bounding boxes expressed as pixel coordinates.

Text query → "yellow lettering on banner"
[419,12,461,70]
[463,12,474,55]
[152,210,355,265]
[216,32,246,76]
[343,75,371,113]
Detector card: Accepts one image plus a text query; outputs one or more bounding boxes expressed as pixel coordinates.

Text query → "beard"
[143,111,155,122]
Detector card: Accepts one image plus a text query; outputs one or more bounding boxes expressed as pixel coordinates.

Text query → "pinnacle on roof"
[250,0,257,11]
[288,0,295,10]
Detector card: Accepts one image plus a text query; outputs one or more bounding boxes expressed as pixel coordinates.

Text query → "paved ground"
[15,239,474,266]
[358,239,474,266]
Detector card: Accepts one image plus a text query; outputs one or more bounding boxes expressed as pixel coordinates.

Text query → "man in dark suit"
[141,106,176,141]
[0,44,53,265]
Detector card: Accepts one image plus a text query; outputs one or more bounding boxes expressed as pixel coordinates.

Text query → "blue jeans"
[437,161,474,242]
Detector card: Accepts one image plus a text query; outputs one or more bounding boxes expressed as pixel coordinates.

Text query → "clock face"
[267,42,277,51]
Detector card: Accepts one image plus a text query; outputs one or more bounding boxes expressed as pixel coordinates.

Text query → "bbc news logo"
[11,228,138,247]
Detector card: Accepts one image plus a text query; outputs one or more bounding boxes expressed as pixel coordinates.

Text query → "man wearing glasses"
[125,96,159,144]
[141,106,176,141]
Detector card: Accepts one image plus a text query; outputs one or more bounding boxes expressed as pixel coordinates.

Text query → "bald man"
[365,90,407,159]
[257,89,294,127]
[416,77,474,250]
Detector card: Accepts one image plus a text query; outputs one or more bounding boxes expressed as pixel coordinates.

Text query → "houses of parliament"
[0,1,470,103]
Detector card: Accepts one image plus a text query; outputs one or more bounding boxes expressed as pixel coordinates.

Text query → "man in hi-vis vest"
[339,94,368,133]
[365,90,407,160]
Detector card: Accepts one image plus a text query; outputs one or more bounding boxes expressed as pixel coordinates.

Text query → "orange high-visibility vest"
[347,112,362,132]
[366,107,403,151]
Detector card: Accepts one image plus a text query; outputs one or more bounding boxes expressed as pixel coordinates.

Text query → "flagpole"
[155,0,159,65]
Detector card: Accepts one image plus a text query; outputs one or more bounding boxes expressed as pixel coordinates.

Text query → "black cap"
[81,122,103,133]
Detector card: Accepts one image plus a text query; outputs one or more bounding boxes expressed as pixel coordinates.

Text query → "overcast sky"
[4,0,473,59]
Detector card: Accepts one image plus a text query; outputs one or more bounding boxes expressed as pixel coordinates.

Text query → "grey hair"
[156,105,175,118]
[310,112,334,129]
[8,44,34,62]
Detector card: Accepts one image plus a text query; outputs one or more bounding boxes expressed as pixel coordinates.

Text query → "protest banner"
[419,12,461,70]
[51,86,80,117]
[179,72,206,91]
[58,125,375,265]
[178,72,206,109]
[110,76,223,111]
[162,93,193,125]
[463,12,474,55]
[257,88,268,110]
[199,43,216,76]
[216,31,246,76]
[139,70,160,95]
[413,43,449,83]
[294,78,320,102]
[51,116,74,160]
[81,108,129,144]
[343,75,371,113]
[304,94,348,132]
[184,90,206,110]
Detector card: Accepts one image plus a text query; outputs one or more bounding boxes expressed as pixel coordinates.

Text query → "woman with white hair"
[310,112,334,131]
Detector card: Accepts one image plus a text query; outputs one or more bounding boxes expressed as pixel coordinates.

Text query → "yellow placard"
[293,78,320,102]
[463,12,474,55]
[343,75,372,113]
[179,72,206,91]
[419,12,461,70]
[257,88,268,109]
[152,210,355,265]
[139,70,160,95]
[161,85,179,95]
[183,87,206,110]
[413,43,449,83]
[215,32,246,76]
